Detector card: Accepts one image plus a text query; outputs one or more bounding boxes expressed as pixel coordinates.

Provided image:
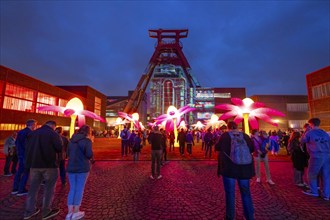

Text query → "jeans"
[13,157,29,192]
[67,172,89,206]
[254,155,271,180]
[179,142,185,155]
[308,155,330,198]
[187,144,192,155]
[133,152,140,161]
[24,168,58,217]
[151,150,162,177]
[205,143,212,158]
[294,168,304,184]
[121,140,129,156]
[59,159,66,183]
[222,176,254,220]
[4,153,18,174]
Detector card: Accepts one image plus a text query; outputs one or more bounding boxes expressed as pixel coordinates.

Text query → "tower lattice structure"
[124,29,201,123]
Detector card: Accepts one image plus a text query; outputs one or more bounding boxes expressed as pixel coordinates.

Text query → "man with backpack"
[217,121,255,220]
[120,126,131,157]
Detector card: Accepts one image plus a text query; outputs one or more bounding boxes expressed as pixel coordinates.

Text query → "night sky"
[1,1,329,97]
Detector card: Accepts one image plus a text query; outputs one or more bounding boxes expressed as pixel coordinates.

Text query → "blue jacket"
[261,138,279,153]
[67,133,93,173]
[15,127,33,160]
[301,128,330,158]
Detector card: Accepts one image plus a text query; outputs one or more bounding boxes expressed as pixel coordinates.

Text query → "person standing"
[217,121,255,220]
[186,130,194,156]
[66,125,94,220]
[177,128,186,156]
[132,131,142,162]
[55,127,69,185]
[287,131,308,186]
[12,119,37,196]
[168,131,175,152]
[204,128,213,158]
[148,125,163,179]
[301,118,330,200]
[120,126,130,157]
[23,120,63,220]
[3,131,18,176]
[251,130,275,185]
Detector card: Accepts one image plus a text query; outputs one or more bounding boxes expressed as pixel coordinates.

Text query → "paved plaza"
[0,138,329,219]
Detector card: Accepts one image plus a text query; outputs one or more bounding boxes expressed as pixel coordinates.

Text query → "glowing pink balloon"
[118,112,141,130]
[215,98,285,129]
[155,105,195,132]
[37,104,105,126]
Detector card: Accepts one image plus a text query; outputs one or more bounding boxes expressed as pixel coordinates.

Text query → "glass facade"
[195,88,215,120]
[149,64,188,119]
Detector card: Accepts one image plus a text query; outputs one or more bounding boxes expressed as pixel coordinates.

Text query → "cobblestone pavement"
[0,159,329,220]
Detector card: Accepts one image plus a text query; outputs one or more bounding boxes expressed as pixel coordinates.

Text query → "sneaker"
[42,208,60,220]
[23,208,40,220]
[296,183,304,187]
[323,197,329,201]
[65,213,73,220]
[4,173,13,177]
[72,211,85,220]
[302,190,319,197]
[11,190,18,195]
[267,180,275,185]
[17,190,28,196]
[157,175,162,180]
[256,178,261,183]
[150,175,155,180]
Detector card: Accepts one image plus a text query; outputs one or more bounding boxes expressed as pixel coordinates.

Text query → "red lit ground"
[0,138,329,219]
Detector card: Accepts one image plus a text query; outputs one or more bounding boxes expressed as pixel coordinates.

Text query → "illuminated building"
[0,65,106,145]
[306,66,330,131]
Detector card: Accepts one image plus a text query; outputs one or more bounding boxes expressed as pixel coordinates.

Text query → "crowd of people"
[2,117,329,220]
[3,119,94,220]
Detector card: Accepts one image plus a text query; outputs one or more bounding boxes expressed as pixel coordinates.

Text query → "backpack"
[225,131,252,165]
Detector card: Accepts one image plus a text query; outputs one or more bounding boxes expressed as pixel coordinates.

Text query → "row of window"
[312,82,330,100]
[286,103,309,112]
[1,81,101,119]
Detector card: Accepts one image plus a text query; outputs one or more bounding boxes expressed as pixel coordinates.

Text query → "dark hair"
[308,118,321,127]
[303,123,310,129]
[26,119,37,127]
[251,129,259,135]
[289,131,301,143]
[227,121,238,130]
[45,120,56,127]
[55,127,63,134]
[77,125,91,137]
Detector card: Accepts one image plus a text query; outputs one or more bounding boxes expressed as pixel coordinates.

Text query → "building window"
[37,92,56,105]
[288,120,308,129]
[36,92,57,115]
[3,97,34,112]
[5,83,35,101]
[312,82,330,99]
[214,93,231,98]
[286,103,309,112]
[0,123,26,131]
[94,96,101,116]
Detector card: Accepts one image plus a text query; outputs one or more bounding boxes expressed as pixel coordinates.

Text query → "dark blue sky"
[1,1,329,96]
